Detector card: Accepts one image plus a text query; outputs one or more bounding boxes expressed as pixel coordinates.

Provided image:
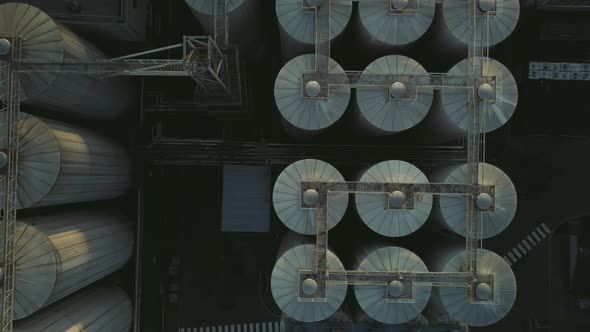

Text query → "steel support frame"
[184,36,230,94]
[0,24,230,332]
[295,181,495,303]
[301,72,497,101]
[294,0,494,307]
[214,0,229,48]
[0,4,233,332]
[0,36,20,332]
[300,181,495,210]
[8,36,230,94]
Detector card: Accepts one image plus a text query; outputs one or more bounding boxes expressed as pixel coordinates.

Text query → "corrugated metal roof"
[14,286,132,331]
[439,162,517,239]
[271,245,346,322]
[438,249,517,326]
[355,160,432,237]
[354,246,432,324]
[273,159,348,235]
[276,0,352,44]
[0,2,63,100]
[356,55,433,133]
[441,57,518,134]
[16,113,130,209]
[443,0,520,46]
[274,54,350,131]
[222,165,271,232]
[359,0,435,46]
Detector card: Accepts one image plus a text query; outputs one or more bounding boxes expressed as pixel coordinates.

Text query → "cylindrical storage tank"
[443,0,520,47]
[0,3,132,120]
[430,248,517,327]
[274,54,351,138]
[276,0,353,61]
[437,162,517,239]
[273,159,349,235]
[10,209,134,319]
[271,244,347,322]
[439,57,518,137]
[16,112,130,209]
[357,0,435,49]
[14,286,132,331]
[6,0,148,42]
[355,55,433,135]
[185,0,260,58]
[355,160,432,237]
[354,246,432,324]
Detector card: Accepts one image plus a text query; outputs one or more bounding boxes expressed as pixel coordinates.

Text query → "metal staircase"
[504,223,552,266]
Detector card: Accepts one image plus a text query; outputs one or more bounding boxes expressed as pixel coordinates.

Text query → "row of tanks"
[272,0,520,140]
[180,0,522,330]
[273,159,517,239]
[272,242,516,327]
[276,0,520,58]
[274,54,518,141]
[0,2,135,330]
[0,0,149,42]
[270,158,518,327]
[268,0,520,329]
[195,0,520,59]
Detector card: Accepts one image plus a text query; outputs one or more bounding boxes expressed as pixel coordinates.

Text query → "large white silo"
[9,209,134,320]
[271,244,347,322]
[16,113,130,209]
[439,57,518,136]
[274,54,351,138]
[14,286,132,331]
[273,159,349,235]
[429,248,517,327]
[5,0,149,42]
[185,0,260,57]
[353,246,432,324]
[442,0,520,47]
[355,55,434,135]
[0,3,133,120]
[355,160,432,237]
[357,0,435,49]
[276,0,353,61]
[436,162,517,239]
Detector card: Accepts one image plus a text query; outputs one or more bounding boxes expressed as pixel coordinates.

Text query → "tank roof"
[356,160,432,237]
[438,249,517,326]
[0,3,63,100]
[355,246,432,324]
[356,55,433,133]
[439,162,517,239]
[274,54,350,131]
[271,245,347,322]
[12,222,57,320]
[443,0,520,47]
[359,0,435,46]
[441,57,518,133]
[16,113,61,209]
[276,0,352,44]
[273,159,348,234]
